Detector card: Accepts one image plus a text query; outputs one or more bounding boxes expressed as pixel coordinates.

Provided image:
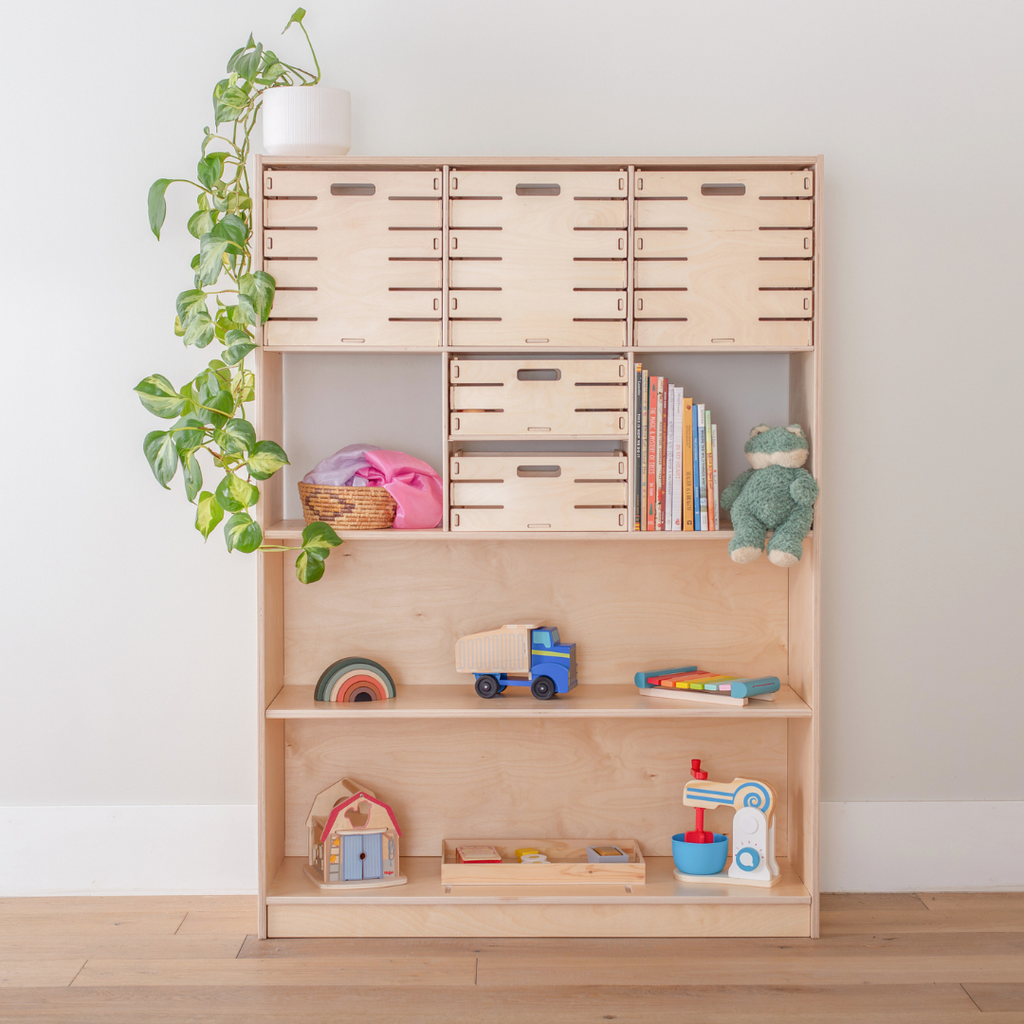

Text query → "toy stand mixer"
[672,759,781,887]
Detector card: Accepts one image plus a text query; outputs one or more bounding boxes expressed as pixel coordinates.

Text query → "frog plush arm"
[789,469,819,508]
[720,468,754,512]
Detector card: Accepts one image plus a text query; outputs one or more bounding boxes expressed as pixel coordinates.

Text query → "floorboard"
[0,892,1022,1022]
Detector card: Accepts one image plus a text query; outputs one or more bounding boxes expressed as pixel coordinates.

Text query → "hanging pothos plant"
[136,9,340,583]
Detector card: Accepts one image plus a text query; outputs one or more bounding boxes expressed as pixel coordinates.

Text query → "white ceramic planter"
[261,85,351,156]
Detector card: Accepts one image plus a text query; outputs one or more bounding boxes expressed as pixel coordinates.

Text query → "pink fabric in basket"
[354,450,443,530]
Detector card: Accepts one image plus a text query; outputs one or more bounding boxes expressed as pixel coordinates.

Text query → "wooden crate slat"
[270,259,442,291]
[635,198,812,230]
[451,229,627,259]
[450,288,625,321]
[635,169,813,198]
[635,229,813,259]
[448,320,626,347]
[271,288,441,320]
[634,319,812,347]
[451,259,627,290]
[450,169,628,197]
[263,320,441,348]
[634,259,812,290]
[451,198,627,230]
[635,288,810,321]
[265,169,443,199]
[265,228,442,259]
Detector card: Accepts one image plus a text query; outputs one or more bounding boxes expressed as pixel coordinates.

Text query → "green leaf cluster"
[138,13,337,583]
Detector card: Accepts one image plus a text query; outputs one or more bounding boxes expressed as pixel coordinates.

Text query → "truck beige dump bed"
[455,624,538,674]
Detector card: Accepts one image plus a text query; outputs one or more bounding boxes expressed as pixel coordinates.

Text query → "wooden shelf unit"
[255,156,822,939]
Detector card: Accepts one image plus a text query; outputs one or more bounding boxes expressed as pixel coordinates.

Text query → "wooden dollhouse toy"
[304,777,407,889]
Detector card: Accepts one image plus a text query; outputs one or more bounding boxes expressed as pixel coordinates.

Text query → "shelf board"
[263,345,815,355]
[263,520,735,542]
[268,855,809,906]
[266,683,810,720]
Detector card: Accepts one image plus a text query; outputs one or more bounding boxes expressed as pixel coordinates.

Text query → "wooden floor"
[1,894,1023,1022]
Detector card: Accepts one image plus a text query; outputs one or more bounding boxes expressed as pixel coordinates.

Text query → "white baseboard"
[821,801,1024,892]
[2,802,1022,895]
[0,805,257,896]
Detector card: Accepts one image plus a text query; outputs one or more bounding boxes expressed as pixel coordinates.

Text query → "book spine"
[705,407,714,531]
[664,385,674,531]
[646,375,657,531]
[633,363,643,530]
[655,376,666,530]
[640,368,649,531]
[711,422,720,531]
[682,397,694,531]
[691,401,701,530]
[671,387,683,530]
[697,403,708,531]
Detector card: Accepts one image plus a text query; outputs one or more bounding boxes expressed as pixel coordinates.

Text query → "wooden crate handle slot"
[331,183,376,196]
[517,368,560,381]
[517,465,561,478]
[700,183,746,196]
[516,184,561,196]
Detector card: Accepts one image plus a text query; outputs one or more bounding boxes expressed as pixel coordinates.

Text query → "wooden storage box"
[263,169,443,348]
[633,169,814,347]
[442,839,646,885]
[448,170,627,347]
[449,451,629,532]
[449,357,629,438]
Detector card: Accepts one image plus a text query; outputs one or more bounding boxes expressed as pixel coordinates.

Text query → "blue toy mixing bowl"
[672,832,728,874]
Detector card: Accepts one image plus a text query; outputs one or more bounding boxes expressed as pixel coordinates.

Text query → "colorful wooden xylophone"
[634,665,780,706]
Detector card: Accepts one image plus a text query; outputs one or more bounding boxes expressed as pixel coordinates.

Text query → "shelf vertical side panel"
[258,549,286,940]
[786,153,822,938]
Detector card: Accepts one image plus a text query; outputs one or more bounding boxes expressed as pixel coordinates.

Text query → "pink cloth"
[354,450,443,530]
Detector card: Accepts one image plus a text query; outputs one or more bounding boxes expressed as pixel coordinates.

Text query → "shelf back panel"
[284,716,788,858]
[282,539,789,690]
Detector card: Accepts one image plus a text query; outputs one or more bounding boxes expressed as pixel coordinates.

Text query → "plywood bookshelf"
[254,155,822,939]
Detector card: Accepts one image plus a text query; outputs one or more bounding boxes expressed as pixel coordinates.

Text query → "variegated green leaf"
[143,430,179,488]
[214,417,256,455]
[247,440,289,480]
[224,511,263,553]
[295,549,325,583]
[135,374,190,419]
[195,491,224,539]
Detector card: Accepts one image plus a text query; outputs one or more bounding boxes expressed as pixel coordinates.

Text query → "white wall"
[2,0,1022,893]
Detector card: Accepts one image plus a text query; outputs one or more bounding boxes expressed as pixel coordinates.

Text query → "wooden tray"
[441,838,646,885]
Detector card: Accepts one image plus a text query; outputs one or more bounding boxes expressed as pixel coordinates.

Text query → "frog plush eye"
[749,424,770,439]
[786,425,805,437]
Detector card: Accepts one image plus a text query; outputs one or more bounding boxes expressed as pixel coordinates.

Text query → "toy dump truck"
[455,624,577,700]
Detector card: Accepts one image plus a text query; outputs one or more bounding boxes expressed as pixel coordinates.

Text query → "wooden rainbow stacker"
[634,666,781,707]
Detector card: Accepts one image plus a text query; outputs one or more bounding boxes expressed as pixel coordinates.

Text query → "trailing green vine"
[136,9,341,583]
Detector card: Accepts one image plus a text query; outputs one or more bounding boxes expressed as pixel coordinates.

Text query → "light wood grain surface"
[1,892,1023,1022]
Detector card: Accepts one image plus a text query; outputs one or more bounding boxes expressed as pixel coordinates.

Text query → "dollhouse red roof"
[318,791,401,845]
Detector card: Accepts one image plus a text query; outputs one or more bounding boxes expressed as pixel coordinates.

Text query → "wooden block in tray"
[441,838,646,885]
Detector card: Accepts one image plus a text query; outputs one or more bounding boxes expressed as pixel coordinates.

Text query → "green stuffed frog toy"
[720,424,818,567]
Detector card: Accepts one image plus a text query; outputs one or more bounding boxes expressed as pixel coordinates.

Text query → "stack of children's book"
[633,365,720,531]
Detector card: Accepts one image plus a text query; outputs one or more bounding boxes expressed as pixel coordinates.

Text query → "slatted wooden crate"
[449,357,629,438]
[633,170,814,347]
[448,170,628,347]
[263,170,443,347]
[449,452,629,531]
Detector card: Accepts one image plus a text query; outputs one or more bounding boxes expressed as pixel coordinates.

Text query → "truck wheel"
[475,675,501,699]
[531,676,556,700]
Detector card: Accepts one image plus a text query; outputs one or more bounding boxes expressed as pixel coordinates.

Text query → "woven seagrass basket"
[297,482,397,530]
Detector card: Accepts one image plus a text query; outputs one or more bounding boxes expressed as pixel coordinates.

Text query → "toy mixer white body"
[676,776,781,887]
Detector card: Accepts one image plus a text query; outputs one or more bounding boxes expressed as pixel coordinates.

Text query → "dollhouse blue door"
[342,834,383,881]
